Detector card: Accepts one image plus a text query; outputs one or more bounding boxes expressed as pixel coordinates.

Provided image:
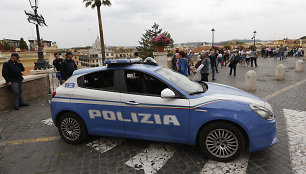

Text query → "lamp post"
[26,0,48,69]
[211,28,215,48]
[252,30,257,48]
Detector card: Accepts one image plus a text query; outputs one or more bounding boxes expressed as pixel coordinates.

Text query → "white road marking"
[283,109,306,174]
[41,118,54,126]
[86,137,124,154]
[200,154,249,174]
[125,144,174,174]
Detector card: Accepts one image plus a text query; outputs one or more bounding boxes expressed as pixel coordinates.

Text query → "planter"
[156,45,165,52]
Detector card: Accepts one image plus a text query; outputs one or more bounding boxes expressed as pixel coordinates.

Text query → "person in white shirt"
[245,49,251,67]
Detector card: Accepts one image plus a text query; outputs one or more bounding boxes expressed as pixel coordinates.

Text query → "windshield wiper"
[189,91,205,95]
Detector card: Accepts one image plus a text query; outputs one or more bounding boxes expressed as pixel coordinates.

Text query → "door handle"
[125,101,139,105]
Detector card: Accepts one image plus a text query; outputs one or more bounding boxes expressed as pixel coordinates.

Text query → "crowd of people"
[172,45,304,82]
[260,45,304,59]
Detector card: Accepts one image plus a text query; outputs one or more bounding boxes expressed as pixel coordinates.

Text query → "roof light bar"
[104,58,143,65]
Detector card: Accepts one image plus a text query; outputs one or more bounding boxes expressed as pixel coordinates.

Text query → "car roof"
[73,64,162,76]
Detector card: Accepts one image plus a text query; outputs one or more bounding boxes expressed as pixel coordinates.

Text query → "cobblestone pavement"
[0,57,305,174]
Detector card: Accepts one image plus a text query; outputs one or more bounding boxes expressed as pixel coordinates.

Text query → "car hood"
[200,83,272,111]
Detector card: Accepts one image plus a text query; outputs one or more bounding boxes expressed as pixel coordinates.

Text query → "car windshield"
[155,68,207,95]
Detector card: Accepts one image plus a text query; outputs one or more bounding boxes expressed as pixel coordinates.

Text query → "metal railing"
[46,71,61,94]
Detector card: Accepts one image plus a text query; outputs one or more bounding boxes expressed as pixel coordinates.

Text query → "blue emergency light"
[104,58,143,65]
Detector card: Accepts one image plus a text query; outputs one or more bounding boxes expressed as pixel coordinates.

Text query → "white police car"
[50,58,278,162]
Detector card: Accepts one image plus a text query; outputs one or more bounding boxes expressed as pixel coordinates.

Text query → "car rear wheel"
[199,122,245,162]
[58,112,88,144]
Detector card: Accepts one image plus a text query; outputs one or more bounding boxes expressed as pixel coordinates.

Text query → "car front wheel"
[58,112,88,144]
[199,122,245,162]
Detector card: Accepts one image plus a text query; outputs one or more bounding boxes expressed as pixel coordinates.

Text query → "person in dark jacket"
[228,51,239,77]
[172,49,178,71]
[52,52,63,81]
[52,53,63,71]
[60,52,77,83]
[2,53,30,110]
[208,51,217,81]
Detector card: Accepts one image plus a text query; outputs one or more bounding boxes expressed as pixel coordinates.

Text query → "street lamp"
[25,0,48,69]
[252,30,257,48]
[211,28,215,48]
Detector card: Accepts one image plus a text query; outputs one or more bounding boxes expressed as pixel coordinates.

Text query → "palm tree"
[83,0,111,65]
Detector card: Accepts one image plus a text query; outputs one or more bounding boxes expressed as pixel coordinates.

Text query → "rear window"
[78,70,115,91]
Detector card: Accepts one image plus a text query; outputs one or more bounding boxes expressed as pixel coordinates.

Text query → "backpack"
[234,55,240,64]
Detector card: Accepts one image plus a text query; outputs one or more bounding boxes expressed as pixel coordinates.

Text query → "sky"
[1,0,305,48]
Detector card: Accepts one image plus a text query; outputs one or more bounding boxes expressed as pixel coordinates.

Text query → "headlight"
[249,104,274,121]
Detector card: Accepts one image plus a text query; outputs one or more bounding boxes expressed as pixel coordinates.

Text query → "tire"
[57,112,88,144]
[198,122,245,162]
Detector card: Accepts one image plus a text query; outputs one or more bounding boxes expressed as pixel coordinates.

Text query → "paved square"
[0,57,305,174]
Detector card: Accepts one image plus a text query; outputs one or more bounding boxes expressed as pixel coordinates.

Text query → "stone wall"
[0,74,48,111]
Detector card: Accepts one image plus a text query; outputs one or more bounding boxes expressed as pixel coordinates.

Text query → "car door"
[120,70,190,144]
[72,69,125,137]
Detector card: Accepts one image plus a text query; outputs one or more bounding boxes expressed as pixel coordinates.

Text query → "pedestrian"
[250,47,258,67]
[279,44,285,60]
[264,47,268,58]
[187,50,194,74]
[261,47,265,58]
[209,51,217,81]
[53,53,63,81]
[60,52,78,84]
[196,52,210,82]
[213,50,219,73]
[177,51,195,76]
[246,49,251,67]
[216,53,223,68]
[53,53,63,71]
[297,47,302,58]
[273,47,279,60]
[171,50,178,71]
[222,51,229,66]
[241,48,246,66]
[228,51,239,77]
[2,53,30,110]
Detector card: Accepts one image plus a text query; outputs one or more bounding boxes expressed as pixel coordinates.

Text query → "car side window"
[124,70,168,96]
[78,70,115,91]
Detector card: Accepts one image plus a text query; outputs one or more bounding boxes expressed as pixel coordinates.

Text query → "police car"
[50,58,278,162]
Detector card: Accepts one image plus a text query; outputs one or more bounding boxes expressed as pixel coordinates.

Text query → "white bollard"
[245,70,256,91]
[275,64,285,81]
[295,60,304,72]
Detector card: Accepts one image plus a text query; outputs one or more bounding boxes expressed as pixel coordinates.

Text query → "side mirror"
[161,88,176,98]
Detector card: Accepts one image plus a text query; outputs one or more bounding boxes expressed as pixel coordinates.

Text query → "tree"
[137,23,173,58]
[3,41,10,51]
[19,38,28,50]
[300,36,306,39]
[83,0,111,65]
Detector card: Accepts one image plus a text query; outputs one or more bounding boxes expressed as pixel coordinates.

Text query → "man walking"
[228,51,239,77]
[279,44,285,60]
[209,51,217,81]
[196,52,210,82]
[2,53,30,110]
[250,47,258,67]
[60,52,78,84]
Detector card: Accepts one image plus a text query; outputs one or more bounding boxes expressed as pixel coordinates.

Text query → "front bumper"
[248,116,278,152]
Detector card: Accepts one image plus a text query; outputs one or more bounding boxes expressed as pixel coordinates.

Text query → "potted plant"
[150,34,172,52]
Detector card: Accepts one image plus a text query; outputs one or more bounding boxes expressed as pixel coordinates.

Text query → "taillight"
[52,91,56,98]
